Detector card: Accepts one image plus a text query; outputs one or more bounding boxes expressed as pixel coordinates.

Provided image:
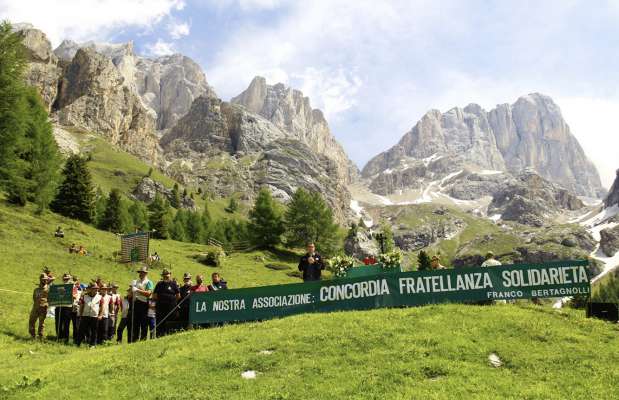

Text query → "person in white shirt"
[481,252,502,267]
[76,283,102,347]
[130,266,153,342]
[108,283,121,341]
[116,288,132,343]
[97,284,111,344]
[147,299,156,339]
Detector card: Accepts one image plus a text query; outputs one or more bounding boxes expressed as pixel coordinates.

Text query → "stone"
[344,230,379,259]
[600,226,619,257]
[132,177,195,210]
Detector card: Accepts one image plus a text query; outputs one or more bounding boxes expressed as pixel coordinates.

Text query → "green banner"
[48,284,73,307]
[190,260,591,324]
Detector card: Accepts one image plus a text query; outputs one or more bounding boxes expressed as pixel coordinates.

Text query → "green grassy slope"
[1,201,619,399]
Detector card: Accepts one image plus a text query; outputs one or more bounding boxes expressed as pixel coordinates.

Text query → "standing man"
[131,266,153,342]
[207,273,228,291]
[55,273,73,343]
[481,252,502,267]
[71,276,83,343]
[152,269,180,337]
[430,256,447,270]
[178,272,193,329]
[108,283,121,340]
[191,274,209,293]
[76,283,102,347]
[97,284,111,344]
[298,243,325,282]
[29,273,51,339]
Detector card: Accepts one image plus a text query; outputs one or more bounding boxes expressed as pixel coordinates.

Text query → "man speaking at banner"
[298,243,325,282]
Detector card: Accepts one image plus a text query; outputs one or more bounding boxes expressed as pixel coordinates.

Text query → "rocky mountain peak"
[363,93,603,198]
[604,169,619,208]
[231,76,359,183]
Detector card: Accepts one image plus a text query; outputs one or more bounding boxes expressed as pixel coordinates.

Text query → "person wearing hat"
[76,283,102,347]
[430,256,446,270]
[42,266,55,283]
[29,273,51,339]
[97,284,112,344]
[130,266,154,341]
[116,287,132,343]
[152,269,180,337]
[108,282,121,341]
[481,252,502,267]
[71,276,83,343]
[178,272,193,329]
[55,273,74,343]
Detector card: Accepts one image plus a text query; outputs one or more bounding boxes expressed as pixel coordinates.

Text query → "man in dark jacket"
[298,243,325,282]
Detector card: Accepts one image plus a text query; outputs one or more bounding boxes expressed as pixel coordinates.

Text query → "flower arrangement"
[327,255,355,278]
[377,250,402,270]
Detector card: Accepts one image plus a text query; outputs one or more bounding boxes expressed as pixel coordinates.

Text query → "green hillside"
[1,200,619,399]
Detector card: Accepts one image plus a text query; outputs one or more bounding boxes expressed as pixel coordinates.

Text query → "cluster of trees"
[0,22,61,212]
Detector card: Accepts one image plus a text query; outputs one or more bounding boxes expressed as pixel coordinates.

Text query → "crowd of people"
[28,266,227,346]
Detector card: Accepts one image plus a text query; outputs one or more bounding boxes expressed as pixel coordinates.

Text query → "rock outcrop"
[363,93,603,198]
[54,47,160,162]
[344,230,379,259]
[54,40,215,131]
[231,77,359,183]
[604,169,619,208]
[600,225,619,257]
[132,177,195,210]
[14,25,61,112]
[161,96,352,223]
[488,171,584,226]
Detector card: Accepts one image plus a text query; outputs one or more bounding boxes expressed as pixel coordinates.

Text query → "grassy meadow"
[1,199,619,399]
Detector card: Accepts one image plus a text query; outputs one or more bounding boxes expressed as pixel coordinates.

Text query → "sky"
[1,0,618,188]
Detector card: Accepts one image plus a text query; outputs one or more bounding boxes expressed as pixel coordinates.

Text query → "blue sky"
[1,0,618,187]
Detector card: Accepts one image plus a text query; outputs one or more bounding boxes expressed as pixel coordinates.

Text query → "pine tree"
[99,189,129,233]
[170,183,181,209]
[201,200,211,242]
[128,200,149,231]
[50,155,95,223]
[94,187,106,226]
[284,188,340,255]
[379,222,395,253]
[169,209,188,242]
[149,194,171,239]
[0,22,28,200]
[417,250,432,271]
[186,210,205,243]
[182,188,188,198]
[225,197,239,213]
[249,188,284,248]
[0,25,60,210]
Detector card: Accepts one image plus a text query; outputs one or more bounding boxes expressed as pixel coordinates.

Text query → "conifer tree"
[186,210,205,243]
[0,25,60,210]
[225,197,239,213]
[379,222,395,253]
[128,200,149,231]
[169,209,188,242]
[284,188,339,255]
[94,187,106,226]
[50,155,95,223]
[99,189,130,233]
[0,22,28,199]
[149,194,171,239]
[249,188,284,248]
[170,183,181,209]
[417,250,432,271]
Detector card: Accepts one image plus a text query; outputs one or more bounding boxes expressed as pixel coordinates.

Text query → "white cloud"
[0,0,184,45]
[557,97,619,189]
[168,19,190,39]
[146,38,176,56]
